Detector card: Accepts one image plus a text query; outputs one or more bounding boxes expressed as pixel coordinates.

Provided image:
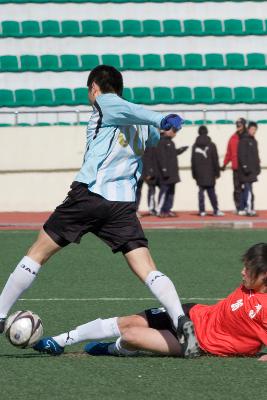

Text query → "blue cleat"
[84,341,114,356]
[33,337,64,356]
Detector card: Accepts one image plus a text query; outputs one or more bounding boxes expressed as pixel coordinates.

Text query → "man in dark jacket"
[191,125,224,216]
[238,122,260,216]
[156,130,188,217]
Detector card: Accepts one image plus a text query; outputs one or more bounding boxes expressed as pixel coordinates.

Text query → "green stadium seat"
[122,54,141,70]
[203,19,223,36]
[122,88,133,102]
[1,21,21,37]
[81,20,101,36]
[34,89,54,106]
[35,122,51,126]
[60,55,80,71]
[245,19,265,35]
[153,87,174,104]
[193,87,213,104]
[215,119,234,124]
[0,56,19,72]
[254,87,267,103]
[233,87,254,103]
[213,87,234,103]
[143,20,162,36]
[61,20,80,36]
[15,89,35,106]
[80,54,99,70]
[73,87,88,105]
[55,122,72,126]
[194,119,213,125]
[163,54,183,70]
[132,87,153,104]
[247,53,266,69]
[0,89,15,107]
[205,54,225,69]
[226,53,246,69]
[163,20,182,36]
[18,123,32,127]
[183,120,193,125]
[54,88,74,105]
[101,54,121,69]
[41,20,61,36]
[0,123,11,127]
[21,20,41,37]
[143,54,162,70]
[184,53,203,69]
[224,19,244,35]
[40,55,59,71]
[20,55,40,72]
[173,87,193,104]
[122,20,142,36]
[257,119,267,124]
[102,20,122,36]
[183,19,203,36]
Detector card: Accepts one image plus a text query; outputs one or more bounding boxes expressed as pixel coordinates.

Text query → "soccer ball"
[4,310,43,348]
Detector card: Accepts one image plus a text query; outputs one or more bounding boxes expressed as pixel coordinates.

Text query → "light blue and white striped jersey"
[76,93,164,202]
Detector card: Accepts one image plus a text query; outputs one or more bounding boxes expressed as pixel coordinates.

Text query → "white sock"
[0,256,41,318]
[145,271,184,329]
[108,337,139,357]
[53,317,120,347]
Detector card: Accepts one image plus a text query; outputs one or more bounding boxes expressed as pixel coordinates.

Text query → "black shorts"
[145,303,197,337]
[43,181,148,254]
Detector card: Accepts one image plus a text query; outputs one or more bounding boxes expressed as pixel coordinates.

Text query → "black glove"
[220,165,226,172]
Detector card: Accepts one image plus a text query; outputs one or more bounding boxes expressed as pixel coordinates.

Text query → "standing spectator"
[222,118,247,212]
[238,122,261,216]
[156,130,188,217]
[191,125,224,216]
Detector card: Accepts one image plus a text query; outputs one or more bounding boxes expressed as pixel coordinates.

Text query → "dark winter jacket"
[238,133,261,183]
[191,135,220,187]
[141,147,158,185]
[156,136,188,185]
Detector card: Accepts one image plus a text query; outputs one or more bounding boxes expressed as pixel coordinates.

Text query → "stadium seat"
[41,20,61,36]
[81,20,101,36]
[1,21,21,37]
[122,88,133,102]
[183,120,193,125]
[226,53,246,69]
[101,54,121,69]
[40,55,60,71]
[34,89,54,106]
[246,53,266,69]
[35,122,51,126]
[54,88,74,105]
[73,87,88,105]
[0,89,16,107]
[213,87,234,103]
[163,20,182,36]
[245,19,265,35]
[257,119,267,124]
[184,54,203,69]
[163,54,183,70]
[205,54,225,69]
[153,87,174,104]
[80,54,99,70]
[20,55,40,72]
[132,87,153,104]
[143,20,162,36]
[254,87,267,103]
[203,20,223,36]
[21,20,41,37]
[15,89,35,106]
[0,56,19,72]
[102,20,122,36]
[61,20,80,36]
[60,55,80,71]
[173,87,193,104]
[122,20,142,36]
[215,119,234,124]
[122,54,142,70]
[224,19,244,35]
[143,54,162,70]
[193,87,213,104]
[233,87,254,103]
[194,119,213,125]
[183,20,203,36]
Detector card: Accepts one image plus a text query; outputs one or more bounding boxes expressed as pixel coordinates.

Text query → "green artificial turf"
[0,229,267,400]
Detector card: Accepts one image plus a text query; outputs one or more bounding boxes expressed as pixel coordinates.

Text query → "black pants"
[198,186,218,213]
[136,179,157,213]
[233,170,242,211]
[157,183,175,213]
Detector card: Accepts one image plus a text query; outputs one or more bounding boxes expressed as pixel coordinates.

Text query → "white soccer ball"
[4,310,43,348]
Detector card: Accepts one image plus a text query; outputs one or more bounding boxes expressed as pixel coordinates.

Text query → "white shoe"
[199,212,206,217]
[247,210,257,217]
[214,210,224,216]
[238,210,247,216]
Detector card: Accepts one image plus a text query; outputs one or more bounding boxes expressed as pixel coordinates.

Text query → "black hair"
[87,65,123,96]
[236,117,247,126]
[198,125,208,135]
[242,243,267,284]
[248,121,258,129]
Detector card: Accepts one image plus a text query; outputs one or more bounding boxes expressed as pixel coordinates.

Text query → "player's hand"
[160,114,184,132]
[258,354,267,362]
[220,166,226,172]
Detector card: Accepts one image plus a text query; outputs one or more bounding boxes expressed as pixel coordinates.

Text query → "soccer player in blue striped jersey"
[0,65,199,357]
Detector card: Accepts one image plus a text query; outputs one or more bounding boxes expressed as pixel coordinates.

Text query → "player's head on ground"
[247,121,258,137]
[241,243,267,292]
[87,65,123,104]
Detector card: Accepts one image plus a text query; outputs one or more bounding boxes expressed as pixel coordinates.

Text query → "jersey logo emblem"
[231,299,243,311]
[249,304,262,319]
